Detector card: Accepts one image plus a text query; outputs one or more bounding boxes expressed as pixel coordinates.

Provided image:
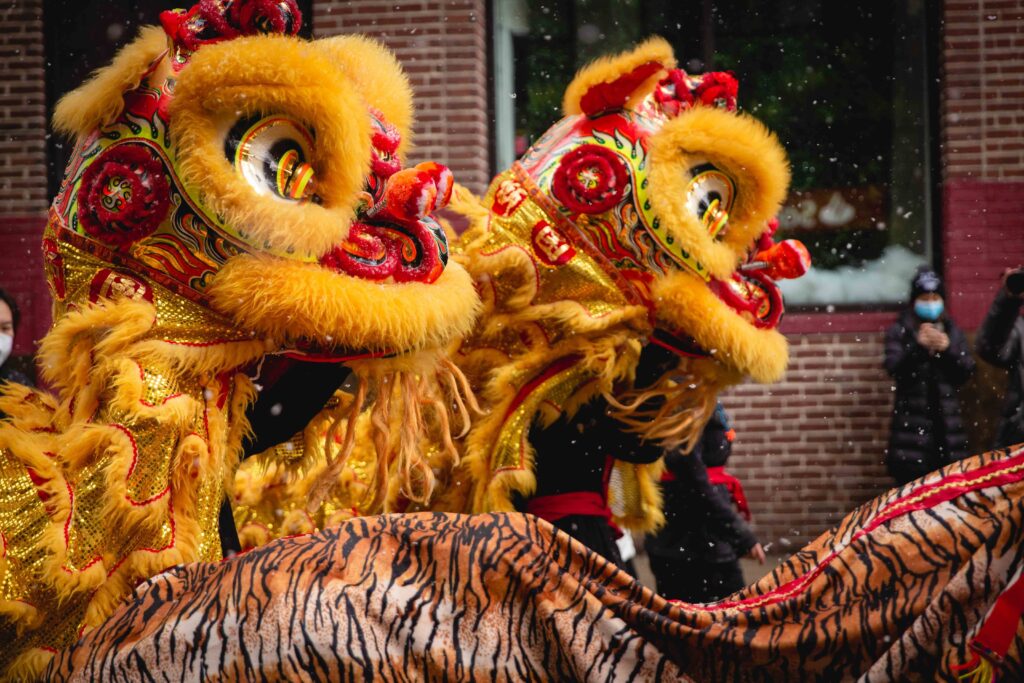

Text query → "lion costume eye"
[225,114,318,202]
[684,161,736,240]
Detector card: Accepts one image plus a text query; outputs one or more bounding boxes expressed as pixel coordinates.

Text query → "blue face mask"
[914,300,944,321]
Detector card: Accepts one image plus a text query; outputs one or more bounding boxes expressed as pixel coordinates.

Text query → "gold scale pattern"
[0,226,263,677]
[450,167,654,514]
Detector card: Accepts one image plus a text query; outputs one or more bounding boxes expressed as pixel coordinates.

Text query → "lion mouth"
[710,269,784,329]
[710,238,810,330]
[318,159,454,285]
[319,215,449,285]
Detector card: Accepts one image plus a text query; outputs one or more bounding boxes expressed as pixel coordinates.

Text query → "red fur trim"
[578,61,664,115]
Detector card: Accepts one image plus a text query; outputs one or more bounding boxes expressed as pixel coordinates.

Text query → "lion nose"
[743,239,811,280]
[366,162,453,222]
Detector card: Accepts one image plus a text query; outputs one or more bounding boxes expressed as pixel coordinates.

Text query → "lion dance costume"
[232,36,813,537]
[0,1,481,678]
[2,4,1023,681]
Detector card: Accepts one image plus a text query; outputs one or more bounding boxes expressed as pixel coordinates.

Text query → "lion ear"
[53,25,169,139]
[562,36,676,117]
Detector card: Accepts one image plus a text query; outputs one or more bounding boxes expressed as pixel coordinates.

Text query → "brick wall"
[313,0,492,194]
[0,0,49,359]
[942,0,1024,327]
[722,334,893,550]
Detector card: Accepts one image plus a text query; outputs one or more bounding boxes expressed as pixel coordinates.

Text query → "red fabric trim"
[670,449,1024,612]
[527,491,612,524]
[971,570,1024,663]
[502,354,582,421]
[282,349,391,363]
[706,466,752,521]
[649,335,706,359]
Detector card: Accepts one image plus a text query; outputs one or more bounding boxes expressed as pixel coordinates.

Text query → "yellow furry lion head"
[47,0,477,359]
[518,37,810,384]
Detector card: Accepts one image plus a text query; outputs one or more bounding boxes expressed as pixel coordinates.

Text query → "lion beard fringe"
[304,352,483,513]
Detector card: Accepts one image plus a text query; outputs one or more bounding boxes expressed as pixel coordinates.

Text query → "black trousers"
[647,555,746,603]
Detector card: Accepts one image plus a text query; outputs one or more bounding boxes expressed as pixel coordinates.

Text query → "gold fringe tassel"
[305,352,484,514]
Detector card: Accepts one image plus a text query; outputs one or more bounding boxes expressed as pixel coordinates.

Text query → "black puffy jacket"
[884,309,975,483]
[975,289,1024,449]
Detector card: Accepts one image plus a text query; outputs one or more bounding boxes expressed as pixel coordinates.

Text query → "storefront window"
[496,0,935,307]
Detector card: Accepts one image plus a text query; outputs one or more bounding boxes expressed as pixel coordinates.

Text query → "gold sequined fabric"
[432,168,653,516]
[0,221,265,678]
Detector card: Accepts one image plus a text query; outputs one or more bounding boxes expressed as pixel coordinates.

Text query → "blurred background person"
[884,268,975,485]
[976,267,1024,449]
[0,287,32,388]
[646,403,764,603]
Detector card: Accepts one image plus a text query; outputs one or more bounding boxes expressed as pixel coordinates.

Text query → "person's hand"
[917,323,939,352]
[917,324,948,353]
[746,542,766,564]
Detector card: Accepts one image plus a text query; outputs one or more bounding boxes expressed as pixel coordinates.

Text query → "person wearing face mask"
[0,288,33,393]
[883,268,975,485]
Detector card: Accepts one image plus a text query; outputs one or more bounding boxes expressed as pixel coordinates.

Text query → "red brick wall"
[0,0,49,359]
[942,0,1024,328]
[723,333,893,550]
[312,0,492,194]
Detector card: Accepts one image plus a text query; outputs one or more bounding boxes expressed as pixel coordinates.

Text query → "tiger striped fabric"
[49,447,1024,681]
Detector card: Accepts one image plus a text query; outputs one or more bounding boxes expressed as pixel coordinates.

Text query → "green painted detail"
[591,127,710,281]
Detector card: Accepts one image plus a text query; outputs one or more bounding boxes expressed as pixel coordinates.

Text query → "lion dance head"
[47,0,477,361]
[443,37,809,520]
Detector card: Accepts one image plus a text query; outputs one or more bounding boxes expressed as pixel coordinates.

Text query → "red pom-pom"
[695,71,739,111]
[162,0,302,57]
[76,145,171,248]
[415,162,453,210]
[654,69,696,117]
[228,0,302,36]
[551,144,628,215]
[754,239,812,281]
[381,168,438,222]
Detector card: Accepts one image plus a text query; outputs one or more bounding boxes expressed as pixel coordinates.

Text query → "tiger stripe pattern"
[49,446,1024,682]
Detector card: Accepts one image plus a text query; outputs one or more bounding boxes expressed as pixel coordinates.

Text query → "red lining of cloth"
[670,449,1024,612]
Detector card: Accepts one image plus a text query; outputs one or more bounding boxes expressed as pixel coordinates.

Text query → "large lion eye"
[685,161,736,240]
[225,114,318,202]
